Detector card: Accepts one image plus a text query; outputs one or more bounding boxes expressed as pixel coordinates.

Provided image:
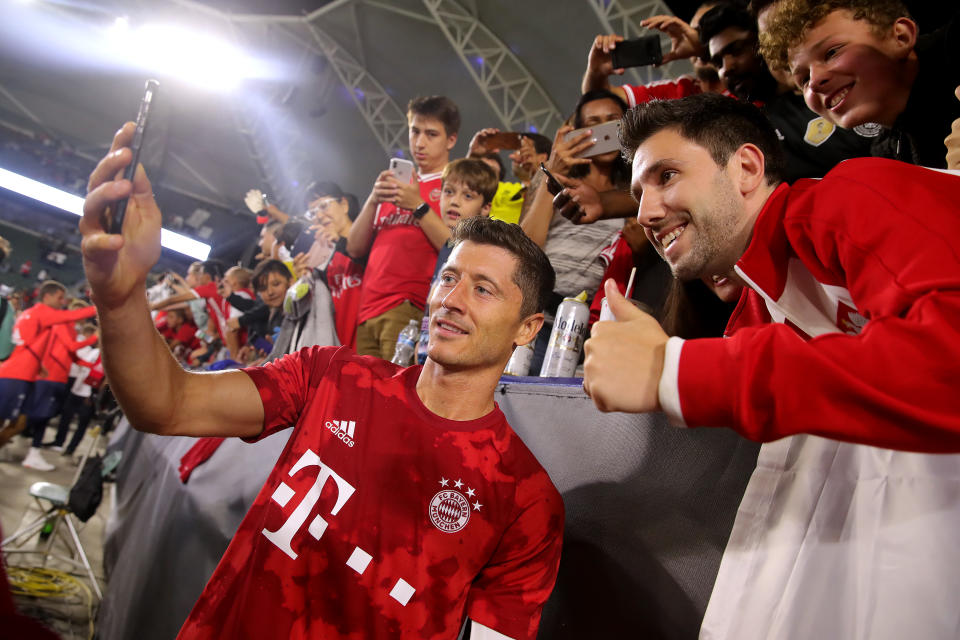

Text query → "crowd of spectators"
[1,0,957,474]
[0,1,958,639]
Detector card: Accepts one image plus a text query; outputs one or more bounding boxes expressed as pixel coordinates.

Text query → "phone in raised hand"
[610,34,663,68]
[539,163,564,196]
[112,79,159,235]
[563,120,622,158]
[389,158,415,185]
[480,131,523,150]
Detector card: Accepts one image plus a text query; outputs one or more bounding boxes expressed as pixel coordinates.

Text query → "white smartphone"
[389,158,415,184]
[563,120,622,158]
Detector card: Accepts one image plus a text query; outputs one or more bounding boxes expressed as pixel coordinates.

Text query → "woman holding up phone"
[519,90,633,373]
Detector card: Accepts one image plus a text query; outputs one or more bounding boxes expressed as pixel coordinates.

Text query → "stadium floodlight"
[0,167,211,261]
[109,23,264,92]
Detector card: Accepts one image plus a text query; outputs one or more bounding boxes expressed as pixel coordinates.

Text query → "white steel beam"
[302,20,409,156]
[421,0,564,135]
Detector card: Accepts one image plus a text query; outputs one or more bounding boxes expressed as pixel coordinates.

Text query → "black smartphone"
[611,35,663,69]
[112,79,159,235]
[540,163,564,196]
[292,229,316,257]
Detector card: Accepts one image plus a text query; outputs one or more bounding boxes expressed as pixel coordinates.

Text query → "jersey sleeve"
[37,305,98,330]
[466,474,564,640]
[675,163,960,452]
[620,78,698,108]
[241,345,342,441]
[192,282,219,300]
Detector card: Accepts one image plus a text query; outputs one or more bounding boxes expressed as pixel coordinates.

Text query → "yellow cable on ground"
[6,565,95,639]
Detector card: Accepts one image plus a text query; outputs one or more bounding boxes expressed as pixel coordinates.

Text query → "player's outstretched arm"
[82,122,264,439]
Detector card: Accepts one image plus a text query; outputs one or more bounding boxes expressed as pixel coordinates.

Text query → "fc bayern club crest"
[430,477,482,533]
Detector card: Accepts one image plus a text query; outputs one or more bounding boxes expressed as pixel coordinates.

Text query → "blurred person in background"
[467,129,552,224]
[307,181,365,350]
[0,281,96,460]
[20,298,98,471]
[0,235,15,361]
[46,323,100,456]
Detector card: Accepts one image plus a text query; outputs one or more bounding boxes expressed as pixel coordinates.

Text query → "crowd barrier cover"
[97,377,759,639]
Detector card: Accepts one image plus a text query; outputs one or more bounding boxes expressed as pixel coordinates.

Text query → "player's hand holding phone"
[82,121,162,311]
[587,34,627,77]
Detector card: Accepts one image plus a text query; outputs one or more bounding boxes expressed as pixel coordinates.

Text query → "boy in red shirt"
[347,96,462,360]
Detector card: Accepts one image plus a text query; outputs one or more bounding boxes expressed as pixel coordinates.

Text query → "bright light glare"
[0,167,211,261]
[109,23,260,91]
[111,17,130,34]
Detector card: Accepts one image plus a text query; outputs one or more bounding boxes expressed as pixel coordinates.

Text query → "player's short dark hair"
[38,280,66,299]
[452,217,555,318]
[442,158,500,205]
[408,95,461,137]
[520,132,553,156]
[620,93,786,185]
[251,259,292,292]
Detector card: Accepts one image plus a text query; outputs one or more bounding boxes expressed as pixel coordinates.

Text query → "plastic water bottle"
[391,319,419,366]
[415,314,430,365]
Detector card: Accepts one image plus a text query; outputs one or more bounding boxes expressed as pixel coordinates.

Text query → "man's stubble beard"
[670,171,744,283]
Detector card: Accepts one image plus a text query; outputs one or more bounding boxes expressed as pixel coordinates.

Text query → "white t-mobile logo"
[262,449,356,560]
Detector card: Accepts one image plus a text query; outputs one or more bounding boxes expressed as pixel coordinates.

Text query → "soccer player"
[0,281,97,465]
[81,122,564,640]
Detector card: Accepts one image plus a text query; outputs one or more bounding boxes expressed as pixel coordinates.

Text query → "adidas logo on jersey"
[325,419,356,447]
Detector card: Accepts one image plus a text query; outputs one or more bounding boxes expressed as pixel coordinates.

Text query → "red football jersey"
[589,232,633,325]
[177,347,564,640]
[356,172,443,324]
[325,251,364,350]
[621,77,700,108]
[0,304,97,382]
[193,282,229,341]
[38,324,97,384]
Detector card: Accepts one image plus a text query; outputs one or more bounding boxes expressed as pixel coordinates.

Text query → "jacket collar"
[733,182,792,299]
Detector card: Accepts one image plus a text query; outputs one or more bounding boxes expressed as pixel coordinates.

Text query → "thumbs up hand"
[583,279,669,413]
